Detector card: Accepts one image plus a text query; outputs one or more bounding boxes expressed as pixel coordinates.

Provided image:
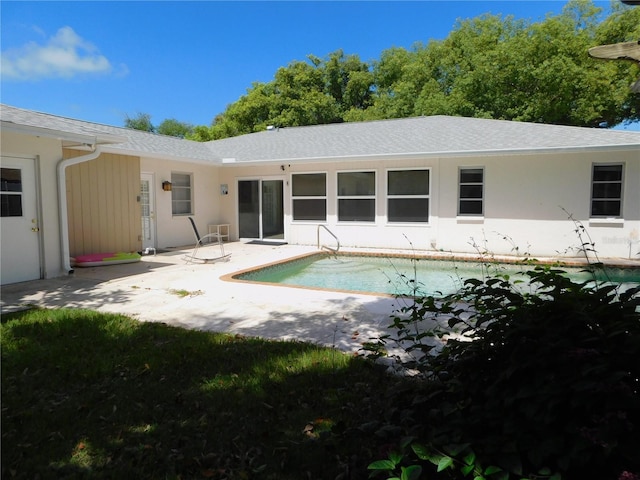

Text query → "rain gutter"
[57,145,103,275]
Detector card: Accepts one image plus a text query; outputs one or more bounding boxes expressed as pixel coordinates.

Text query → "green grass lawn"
[1,308,405,479]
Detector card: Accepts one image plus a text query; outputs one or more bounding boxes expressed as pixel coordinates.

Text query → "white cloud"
[1,26,127,81]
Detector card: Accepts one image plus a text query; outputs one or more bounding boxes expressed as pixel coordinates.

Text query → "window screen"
[458,168,484,216]
[337,172,375,222]
[171,173,192,215]
[387,169,429,223]
[292,173,327,221]
[591,164,623,217]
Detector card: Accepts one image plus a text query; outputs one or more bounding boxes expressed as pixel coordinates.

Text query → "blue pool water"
[234,253,640,296]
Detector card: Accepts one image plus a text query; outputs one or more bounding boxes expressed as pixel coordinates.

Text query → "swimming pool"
[230,252,640,296]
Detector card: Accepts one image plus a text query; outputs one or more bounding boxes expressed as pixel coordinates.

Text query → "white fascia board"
[217,143,640,166]
[1,120,126,145]
[2,120,96,144]
[61,138,640,167]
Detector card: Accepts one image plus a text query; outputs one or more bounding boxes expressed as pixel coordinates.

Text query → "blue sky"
[1,0,631,130]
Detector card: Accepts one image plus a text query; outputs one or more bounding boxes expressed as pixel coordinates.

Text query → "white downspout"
[57,145,103,274]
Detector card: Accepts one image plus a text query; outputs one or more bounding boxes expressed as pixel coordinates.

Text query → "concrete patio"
[0,241,420,358]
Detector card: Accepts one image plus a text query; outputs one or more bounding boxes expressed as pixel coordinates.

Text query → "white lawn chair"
[186,217,231,263]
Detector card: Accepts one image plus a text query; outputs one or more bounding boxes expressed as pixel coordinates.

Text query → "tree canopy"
[124,112,194,138]
[189,50,373,141]
[124,112,154,132]
[156,118,194,138]
[191,0,639,141]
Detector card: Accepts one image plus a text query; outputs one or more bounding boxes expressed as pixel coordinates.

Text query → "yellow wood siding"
[64,150,141,256]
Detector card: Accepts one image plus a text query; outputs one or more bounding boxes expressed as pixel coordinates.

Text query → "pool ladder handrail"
[317,225,340,253]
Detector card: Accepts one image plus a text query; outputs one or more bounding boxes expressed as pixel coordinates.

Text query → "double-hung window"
[458,167,484,216]
[171,172,193,215]
[337,171,375,222]
[591,164,623,218]
[387,169,430,223]
[292,173,327,221]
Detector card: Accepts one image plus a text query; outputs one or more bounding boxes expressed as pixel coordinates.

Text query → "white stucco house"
[1,103,639,285]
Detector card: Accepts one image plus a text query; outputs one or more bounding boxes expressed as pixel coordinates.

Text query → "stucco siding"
[140,157,220,249]
[621,152,640,222]
[219,158,440,249]
[0,131,64,278]
[218,149,638,259]
[435,150,639,258]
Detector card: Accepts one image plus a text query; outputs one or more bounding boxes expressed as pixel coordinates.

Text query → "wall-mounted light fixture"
[162,181,172,191]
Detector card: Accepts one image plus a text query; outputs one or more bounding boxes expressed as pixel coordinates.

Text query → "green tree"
[319,49,374,112]
[124,112,155,132]
[457,0,637,127]
[363,0,639,127]
[591,0,640,126]
[125,113,197,138]
[192,0,639,139]
[200,50,373,140]
[156,118,193,138]
[367,46,424,119]
[186,124,215,142]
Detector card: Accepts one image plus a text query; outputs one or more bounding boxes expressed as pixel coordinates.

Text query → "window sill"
[589,218,624,228]
[386,222,431,227]
[456,216,485,224]
[337,221,376,225]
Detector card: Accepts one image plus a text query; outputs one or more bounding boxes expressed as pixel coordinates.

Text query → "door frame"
[236,176,286,242]
[140,172,157,251]
[1,154,43,284]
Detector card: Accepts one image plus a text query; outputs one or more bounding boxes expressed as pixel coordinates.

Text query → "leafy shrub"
[365,264,640,480]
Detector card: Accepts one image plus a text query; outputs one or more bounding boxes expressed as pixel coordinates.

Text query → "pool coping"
[220,249,640,297]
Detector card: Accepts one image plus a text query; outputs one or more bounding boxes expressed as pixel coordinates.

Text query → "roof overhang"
[0,120,126,147]
[216,144,640,167]
[97,144,222,165]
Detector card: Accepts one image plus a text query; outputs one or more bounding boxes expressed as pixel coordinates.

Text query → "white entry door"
[1,156,41,284]
[140,173,156,251]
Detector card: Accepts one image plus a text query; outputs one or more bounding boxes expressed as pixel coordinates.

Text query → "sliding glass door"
[238,179,284,240]
[261,180,284,239]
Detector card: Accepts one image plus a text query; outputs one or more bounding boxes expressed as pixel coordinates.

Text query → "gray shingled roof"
[2,104,639,165]
[0,104,215,163]
[207,115,640,163]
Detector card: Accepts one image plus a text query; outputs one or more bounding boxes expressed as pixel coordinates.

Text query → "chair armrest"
[196,233,222,246]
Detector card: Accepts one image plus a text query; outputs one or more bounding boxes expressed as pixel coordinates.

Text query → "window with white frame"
[458,167,484,216]
[1,168,23,217]
[171,172,193,215]
[337,171,375,222]
[292,173,327,221]
[591,164,623,217]
[387,169,430,223]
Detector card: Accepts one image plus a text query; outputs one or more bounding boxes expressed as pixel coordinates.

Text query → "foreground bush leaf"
[401,465,422,480]
[437,455,454,472]
[368,459,398,470]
